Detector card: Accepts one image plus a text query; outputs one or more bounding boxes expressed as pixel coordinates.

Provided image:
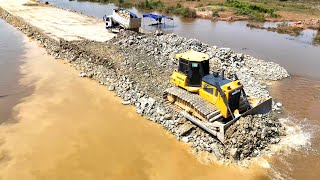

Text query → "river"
[1,0,320,179]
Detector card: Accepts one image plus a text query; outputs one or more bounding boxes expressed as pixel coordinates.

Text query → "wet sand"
[0,35,268,179]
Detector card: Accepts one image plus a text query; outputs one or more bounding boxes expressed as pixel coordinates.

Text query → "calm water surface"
[0,19,29,122]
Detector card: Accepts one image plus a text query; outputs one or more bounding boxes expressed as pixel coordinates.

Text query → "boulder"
[177,123,195,136]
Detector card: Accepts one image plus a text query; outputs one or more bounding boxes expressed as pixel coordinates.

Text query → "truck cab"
[103,15,113,28]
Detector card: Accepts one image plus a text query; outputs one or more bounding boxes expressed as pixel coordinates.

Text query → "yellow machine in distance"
[164,50,272,142]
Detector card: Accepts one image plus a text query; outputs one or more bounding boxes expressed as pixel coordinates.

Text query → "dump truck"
[103,8,141,33]
[163,50,272,143]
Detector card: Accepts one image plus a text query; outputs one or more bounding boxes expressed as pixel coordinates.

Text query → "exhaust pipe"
[221,69,225,80]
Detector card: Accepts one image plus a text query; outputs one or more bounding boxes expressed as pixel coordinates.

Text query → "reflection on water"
[141,19,176,30]
[314,31,320,45]
[252,22,319,45]
[296,29,318,45]
[0,19,29,123]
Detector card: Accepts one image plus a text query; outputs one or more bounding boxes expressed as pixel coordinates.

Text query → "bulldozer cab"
[176,50,210,87]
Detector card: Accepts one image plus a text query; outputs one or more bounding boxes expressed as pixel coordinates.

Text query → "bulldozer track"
[162,86,272,143]
[163,87,221,122]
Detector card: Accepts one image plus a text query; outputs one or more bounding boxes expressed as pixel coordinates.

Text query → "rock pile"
[0,7,288,163]
[224,113,285,160]
[111,31,289,98]
[115,9,131,19]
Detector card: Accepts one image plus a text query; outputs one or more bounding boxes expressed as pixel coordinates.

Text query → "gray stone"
[108,85,115,91]
[156,107,166,116]
[164,113,172,120]
[122,100,131,105]
[230,148,239,161]
[79,72,87,77]
[181,136,189,143]
[136,109,143,114]
[177,123,194,136]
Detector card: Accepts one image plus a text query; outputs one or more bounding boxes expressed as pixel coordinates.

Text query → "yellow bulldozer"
[163,50,272,143]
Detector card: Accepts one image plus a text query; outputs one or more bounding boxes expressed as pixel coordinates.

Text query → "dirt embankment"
[0,0,115,41]
[247,20,320,37]
[0,5,289,163]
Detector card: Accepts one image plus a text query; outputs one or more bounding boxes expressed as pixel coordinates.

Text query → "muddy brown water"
[268,77,320,180]
[0,19,31,123]
[1,1,320,179]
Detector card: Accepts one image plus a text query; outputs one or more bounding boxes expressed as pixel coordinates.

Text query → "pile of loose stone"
[224,113,286,161]
[0,7,289,163]
[112,31,289,98]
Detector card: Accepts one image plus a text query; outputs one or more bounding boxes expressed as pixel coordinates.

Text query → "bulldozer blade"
[181,98,272,143]
[225,98,273,129]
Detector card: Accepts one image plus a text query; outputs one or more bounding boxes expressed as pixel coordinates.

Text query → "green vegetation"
[276,26,303,36]
[313,26,320,45]
[76,0,133,8]
[211,7,225,17]
[77,0,196,17]
[211,9,220,17]
[162,3,197,17]
[196,3,204,8]
[76,0,320,20]
[247,0,318,15]
[220,0,278,21]
[137,0,196,17]
[136,0,164,10]
[314,32,320,45]
[207,2,220,6]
